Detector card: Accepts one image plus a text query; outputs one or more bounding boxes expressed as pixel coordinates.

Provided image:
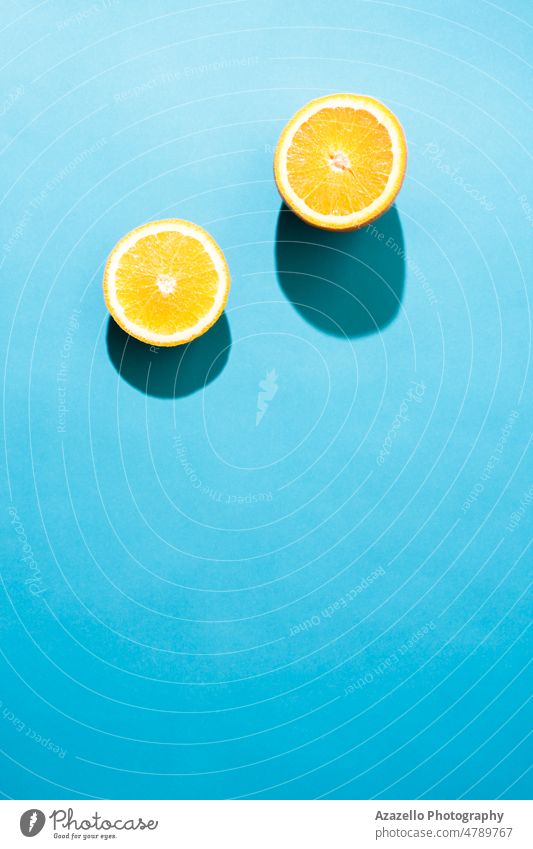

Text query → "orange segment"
[274,94,407,230]
[103,220,230,346]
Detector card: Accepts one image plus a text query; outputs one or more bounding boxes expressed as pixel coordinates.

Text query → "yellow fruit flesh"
[286,106,394,216]
[114,230,220,337]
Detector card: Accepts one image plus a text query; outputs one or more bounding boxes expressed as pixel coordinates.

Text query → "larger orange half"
[274,94,407,230]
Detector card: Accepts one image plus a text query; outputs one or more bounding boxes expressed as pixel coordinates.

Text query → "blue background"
[1,0,531,800]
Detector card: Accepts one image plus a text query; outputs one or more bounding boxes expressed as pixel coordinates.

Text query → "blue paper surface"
[1,0,531,799]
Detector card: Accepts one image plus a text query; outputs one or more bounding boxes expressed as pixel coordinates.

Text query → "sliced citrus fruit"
[103,219,230,346]
[274,93,407,231]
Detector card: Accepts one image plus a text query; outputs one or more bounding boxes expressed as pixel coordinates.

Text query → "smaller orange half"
[274,94,407,231]
[103,219,230,346]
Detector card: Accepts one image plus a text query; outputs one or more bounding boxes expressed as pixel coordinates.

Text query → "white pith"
[106,220,229,344]
[156,273,177,295]
[278,95,404,226]
[330,150,351,172]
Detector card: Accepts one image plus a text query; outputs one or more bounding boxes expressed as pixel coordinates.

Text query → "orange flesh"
[286,107,394,215]
[114,231,220,336]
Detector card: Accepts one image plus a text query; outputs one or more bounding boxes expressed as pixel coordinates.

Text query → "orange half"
[103,219,230,346]
[274,94,407,230]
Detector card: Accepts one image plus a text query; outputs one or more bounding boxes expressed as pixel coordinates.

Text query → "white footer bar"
[0,799,529,847]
